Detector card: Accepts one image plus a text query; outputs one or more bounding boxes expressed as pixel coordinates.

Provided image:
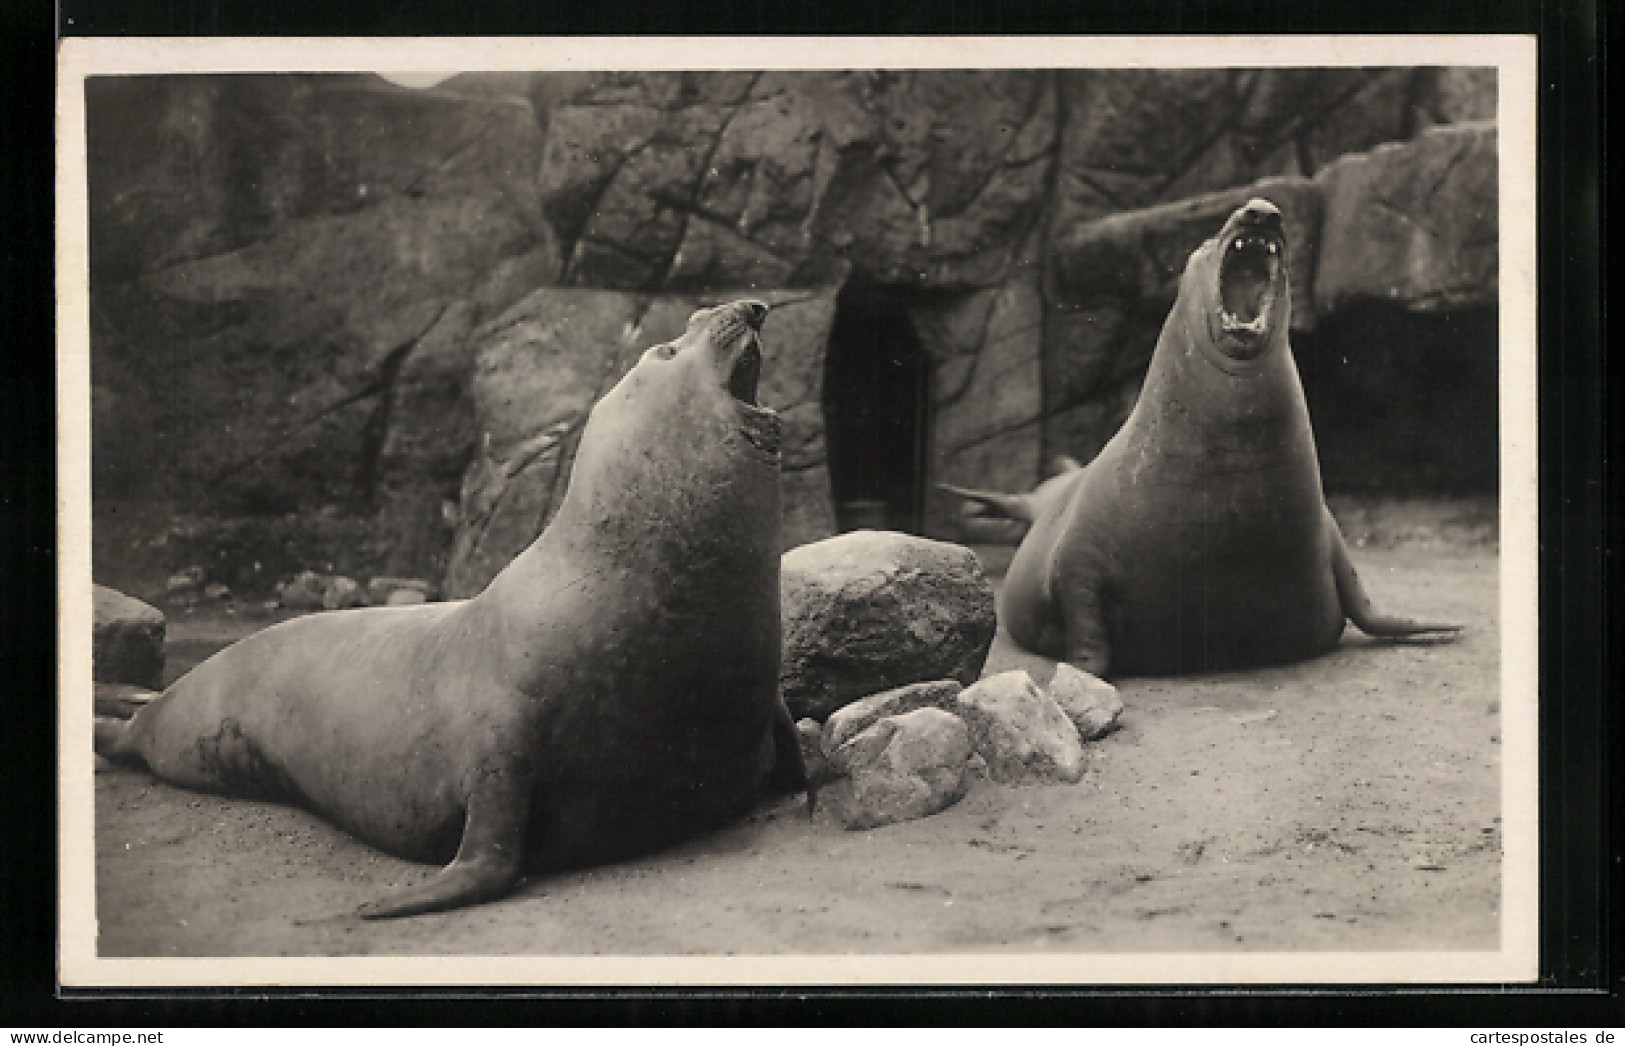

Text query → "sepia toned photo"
[56,36,1539,986]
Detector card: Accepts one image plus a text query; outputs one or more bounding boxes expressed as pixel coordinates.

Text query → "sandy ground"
[91,526,1501,958]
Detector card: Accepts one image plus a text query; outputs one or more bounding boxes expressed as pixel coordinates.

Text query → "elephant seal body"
[947,199,1458,678]
[95,300,805,918]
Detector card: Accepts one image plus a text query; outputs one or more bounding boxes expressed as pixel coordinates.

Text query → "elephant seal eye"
[647,343,679,362]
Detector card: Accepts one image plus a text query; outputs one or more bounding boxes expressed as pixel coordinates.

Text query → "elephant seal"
[944,198,1459,677]
[95,299,806,919]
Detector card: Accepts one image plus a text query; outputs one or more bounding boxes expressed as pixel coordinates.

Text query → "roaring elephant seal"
[943,198,1460,677]
[95,299,806,919]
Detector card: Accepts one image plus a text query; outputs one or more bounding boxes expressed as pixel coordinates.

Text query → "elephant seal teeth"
[1219,231,1283,335]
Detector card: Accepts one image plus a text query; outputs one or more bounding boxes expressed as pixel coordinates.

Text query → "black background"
[3,0,1610,1027]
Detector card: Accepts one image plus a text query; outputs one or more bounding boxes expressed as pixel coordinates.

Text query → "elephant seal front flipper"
[767,695,816,814]
[356,753,534,919]
[1326,507,1463,638]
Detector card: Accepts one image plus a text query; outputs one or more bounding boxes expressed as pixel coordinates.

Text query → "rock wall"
[538,70,1056,292]
[88,74,559,592]
[1047,67,1493,229]
[86,68,1498,598]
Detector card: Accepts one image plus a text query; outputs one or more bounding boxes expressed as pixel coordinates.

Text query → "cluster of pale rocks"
[92,529,1123,832]
[270,572,436,610]
[781,530,1122,831]
[799,667,1122,831]
[161,566,437,611]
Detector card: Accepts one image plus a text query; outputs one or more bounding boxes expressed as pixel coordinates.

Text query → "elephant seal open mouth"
[1213,201,1286,358]
[96,299,806,919]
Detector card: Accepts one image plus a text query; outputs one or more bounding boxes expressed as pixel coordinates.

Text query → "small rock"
[953,670,1085,784]
[1047,663,1123,741]
[795,718,836,788]
[277,571,369,611]
[165,566,205,594]
[276,571,329,610]
[368,576,436,603]
[321,576,366,610]
[823,679,964,756]
[829,708,972,830]
[385,588,428,606]
[203,582,232,600]
[92,585,166,689]
[779,531,997,721]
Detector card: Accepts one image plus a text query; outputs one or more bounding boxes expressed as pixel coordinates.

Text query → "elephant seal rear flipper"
[937,483,1037,523]
[1327,507,1463,638]
[938,457,1084,526]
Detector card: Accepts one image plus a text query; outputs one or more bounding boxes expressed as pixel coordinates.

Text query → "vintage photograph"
[57,36,1538,985]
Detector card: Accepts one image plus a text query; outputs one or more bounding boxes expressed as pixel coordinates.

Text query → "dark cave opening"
[1292,301,1499,496]
[822,279,934,534]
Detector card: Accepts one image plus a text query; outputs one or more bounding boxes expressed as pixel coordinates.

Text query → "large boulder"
[442,288,838,597]
[779,532,997,722]
[952,670,1085,784]
[1311,123,1498,315]
[827,707,973,830]
[92,586,165,689]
